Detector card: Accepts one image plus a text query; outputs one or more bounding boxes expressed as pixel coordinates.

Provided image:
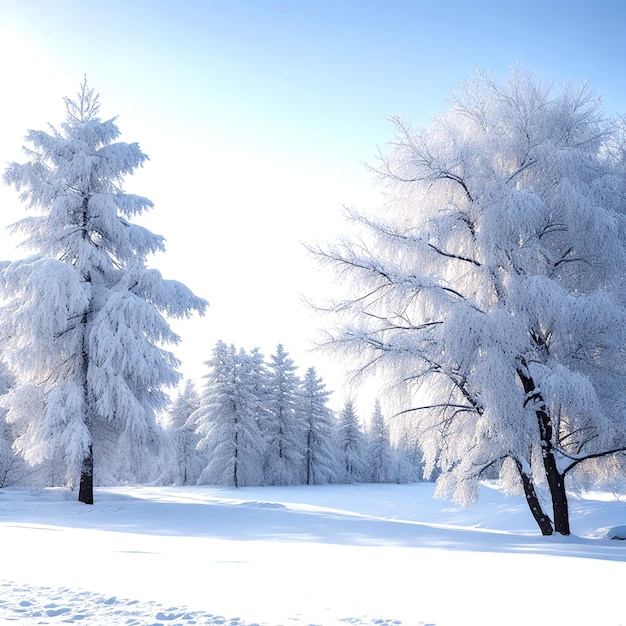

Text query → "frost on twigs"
[312,68,626,535]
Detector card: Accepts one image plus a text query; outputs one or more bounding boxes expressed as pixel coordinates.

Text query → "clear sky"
[1,0,625,412]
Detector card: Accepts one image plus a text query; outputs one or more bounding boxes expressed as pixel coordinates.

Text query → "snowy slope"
[1,482,625,625]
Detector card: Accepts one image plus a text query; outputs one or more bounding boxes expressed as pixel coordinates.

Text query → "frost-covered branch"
[560,445,626,476]
[427,242,480,267]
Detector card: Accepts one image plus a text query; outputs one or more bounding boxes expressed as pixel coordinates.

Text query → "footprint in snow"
[1,580,407,625]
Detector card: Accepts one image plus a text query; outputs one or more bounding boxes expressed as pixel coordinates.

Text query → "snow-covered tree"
[366,399,394,483]
[300,367,339,484]
[195,342,265,487]
[338,398,366,483]
[393,422,424,484]
[246,347,270,439]
[0,362,25,488]
[262,344,304,485]
[312,69,626,534]
[0,412,16,488]
[162,379,203,485]
[0,79,207,503]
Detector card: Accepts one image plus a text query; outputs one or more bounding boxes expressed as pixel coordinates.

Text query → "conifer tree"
[300,367,339,484]
[0,361,23,488]
[338,398,366,483]
[195,342,265,487]
[262,344,304,485]
[366,399,394,483]
[246,347,270,440]
[393,426,424,484]
[0,79,207,502]
[163,379,203,485]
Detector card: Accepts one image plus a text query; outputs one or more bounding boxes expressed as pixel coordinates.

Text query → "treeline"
[0,341,422,489]
[160,341,423,487]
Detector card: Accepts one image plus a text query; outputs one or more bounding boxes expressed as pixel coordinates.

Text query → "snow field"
[1,483,626,625]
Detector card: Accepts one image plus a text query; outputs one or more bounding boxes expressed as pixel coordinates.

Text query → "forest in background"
[0,339,421,489]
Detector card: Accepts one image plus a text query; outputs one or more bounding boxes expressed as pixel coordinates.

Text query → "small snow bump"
[606,525,626,540]
[46,606,71,617]
[155,611,183,620]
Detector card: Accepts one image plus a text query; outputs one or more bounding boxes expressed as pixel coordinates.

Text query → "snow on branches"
[312,68,626,535]
[0,79,207,502]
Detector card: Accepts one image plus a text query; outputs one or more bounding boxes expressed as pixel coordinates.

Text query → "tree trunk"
[515,459,553,535]
[78,444,94,504]
[517,363,571,535]
[542,451,570,535]
[78,205,94,506]
[534,404,570,535]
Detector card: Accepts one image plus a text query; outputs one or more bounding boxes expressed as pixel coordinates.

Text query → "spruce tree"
[300,367,339,484]
[0,80,207,502]
[164,379,203,485]
[0,361,23,488]
[338,398,366,483]
[195,342,265,486]
[263,344,304,485]
[366,399,394,483]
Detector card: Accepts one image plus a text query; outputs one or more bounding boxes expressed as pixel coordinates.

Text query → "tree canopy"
[313,69,626,535]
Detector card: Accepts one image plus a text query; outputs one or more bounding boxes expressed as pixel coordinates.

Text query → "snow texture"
[1,482,626,625]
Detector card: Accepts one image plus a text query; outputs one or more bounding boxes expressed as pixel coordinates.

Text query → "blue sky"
[1,0,625,410]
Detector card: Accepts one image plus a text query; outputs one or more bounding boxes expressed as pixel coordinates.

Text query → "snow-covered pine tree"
[300,367,339,485]
[338,398,366,483]
[162,379,203,485]
[0,79,207,503]
[392,419,424,484]
[262,344,305,485]
[312,69,626,534]
[195,341,265,487]
[0,361,24,488]
[236,347,270,484]
[246,347,270,443]
[366,399,394,483]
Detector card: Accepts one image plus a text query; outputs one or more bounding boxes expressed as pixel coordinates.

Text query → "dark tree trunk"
[515,459,553,535]
[517,363,571,535]
[542,450,570,535]
[532,401,571,535]
[78,444,94,504]
[78,203,94,506]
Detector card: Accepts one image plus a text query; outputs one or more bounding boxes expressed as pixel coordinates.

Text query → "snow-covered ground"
[1,482,625,625]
